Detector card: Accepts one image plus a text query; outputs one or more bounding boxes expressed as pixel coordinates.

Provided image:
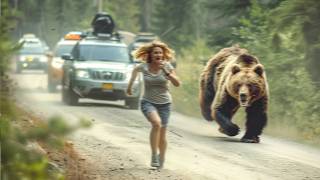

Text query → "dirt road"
[13,71,320,180]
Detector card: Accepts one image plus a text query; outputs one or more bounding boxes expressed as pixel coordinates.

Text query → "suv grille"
[90,70,125,81]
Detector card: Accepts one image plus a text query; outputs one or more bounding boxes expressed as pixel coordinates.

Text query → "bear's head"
[227,64,267,107]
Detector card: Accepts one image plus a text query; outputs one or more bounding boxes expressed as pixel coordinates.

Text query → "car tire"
[62,79,79,106]
[47,76,57,93]
[43,65,48,73]
[125,98,140,109]
[16,64,22,74]
[48,83,57,93]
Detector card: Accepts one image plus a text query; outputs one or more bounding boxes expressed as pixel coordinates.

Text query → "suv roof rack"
[82,31,122,42]
[80,12,121,42]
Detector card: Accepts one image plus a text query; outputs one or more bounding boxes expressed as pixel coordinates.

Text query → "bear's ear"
[231,65,241,75]
[254,64,264,76]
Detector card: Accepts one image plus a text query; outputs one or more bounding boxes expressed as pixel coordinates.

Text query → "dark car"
[128,32,158,55]
[127,33,177,68]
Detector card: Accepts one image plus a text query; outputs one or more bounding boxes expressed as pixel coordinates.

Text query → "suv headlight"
[39,56,47,62]
[75,69,89,78]
[19,56,26,62]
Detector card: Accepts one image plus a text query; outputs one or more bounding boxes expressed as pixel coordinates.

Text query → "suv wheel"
[125,98,140,109]
[43,65,48,73]
[16,64,22,74]
[62,82,79,106]
[47,76,57,93]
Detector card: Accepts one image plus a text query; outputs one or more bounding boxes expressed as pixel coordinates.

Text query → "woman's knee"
[151,121,161,129]
[148,112,162,128]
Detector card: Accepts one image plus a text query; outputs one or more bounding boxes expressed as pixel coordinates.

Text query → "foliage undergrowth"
[0,78,91,179]
[0,76,91,179]
[1,2,92,177]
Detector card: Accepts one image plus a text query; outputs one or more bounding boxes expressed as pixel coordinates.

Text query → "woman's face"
[150,47,164,64]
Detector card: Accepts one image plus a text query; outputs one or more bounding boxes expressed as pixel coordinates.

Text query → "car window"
[55,44,75,57]
[19,45,45,54]
[135,38,154,43]
[78,45,130,62]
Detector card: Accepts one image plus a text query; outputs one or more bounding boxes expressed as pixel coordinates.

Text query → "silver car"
[61,36,142,109]
[16,39,48,73]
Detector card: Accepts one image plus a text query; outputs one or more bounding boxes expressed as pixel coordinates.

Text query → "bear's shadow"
[207,136,243,143]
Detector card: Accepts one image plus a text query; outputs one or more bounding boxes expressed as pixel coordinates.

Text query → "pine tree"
[151,0,197,49]
[103,0,140,33]
[272,0,320,87]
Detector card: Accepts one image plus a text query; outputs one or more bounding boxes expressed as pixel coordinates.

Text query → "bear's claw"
[218,125,239,136]
[240,136,260,143]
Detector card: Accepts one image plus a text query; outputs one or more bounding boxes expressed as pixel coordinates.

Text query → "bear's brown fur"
[199,46,269,143]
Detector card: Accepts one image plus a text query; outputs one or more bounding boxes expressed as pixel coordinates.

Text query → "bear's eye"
[249,84,259,94]
[234,84,241,92]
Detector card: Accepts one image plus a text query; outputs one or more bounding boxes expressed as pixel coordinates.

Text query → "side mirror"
[171,61,177,69]
[61,53,74,61]
[129,51,141,64]
[132,58,142,64]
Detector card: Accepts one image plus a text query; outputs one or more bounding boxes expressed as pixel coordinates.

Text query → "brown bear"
[199,46,269,143]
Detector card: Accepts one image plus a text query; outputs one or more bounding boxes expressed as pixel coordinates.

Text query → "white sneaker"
[158,155,165,169]
[150,154,160,167]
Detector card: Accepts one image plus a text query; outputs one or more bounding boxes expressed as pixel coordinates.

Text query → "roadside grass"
[0,76,92,179]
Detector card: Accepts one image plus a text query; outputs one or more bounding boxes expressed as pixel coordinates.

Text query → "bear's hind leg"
[199,66,216,121]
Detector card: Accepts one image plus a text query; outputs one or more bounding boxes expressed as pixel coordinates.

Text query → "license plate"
[27,56,33,62]
[102,83,113,90]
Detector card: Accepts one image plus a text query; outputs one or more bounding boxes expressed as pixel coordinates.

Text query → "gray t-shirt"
[137,62,174,104]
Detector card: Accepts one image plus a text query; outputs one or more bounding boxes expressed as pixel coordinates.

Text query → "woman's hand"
[127,66,140,96]
[126,88,132,96]
[160,62,170,76]
[165,70,180,87]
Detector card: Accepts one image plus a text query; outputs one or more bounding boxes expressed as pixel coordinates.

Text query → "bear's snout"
[238,85,250,107]
[240,93,247,101]
[239,93,249,107]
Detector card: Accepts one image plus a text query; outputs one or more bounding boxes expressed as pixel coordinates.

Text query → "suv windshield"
[77,45,130,62]
[55,44,75,57]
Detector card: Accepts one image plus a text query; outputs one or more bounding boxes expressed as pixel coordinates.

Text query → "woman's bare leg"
[147,112,161,155]
[159,127,167,165]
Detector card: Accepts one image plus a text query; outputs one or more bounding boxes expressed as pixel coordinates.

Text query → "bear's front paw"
[218,124,239,136]
[240,136,260,143]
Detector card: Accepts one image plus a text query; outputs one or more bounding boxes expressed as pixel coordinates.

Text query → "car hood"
[74,61,133,70]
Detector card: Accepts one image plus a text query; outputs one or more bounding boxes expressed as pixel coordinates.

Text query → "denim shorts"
[140,99,171,127]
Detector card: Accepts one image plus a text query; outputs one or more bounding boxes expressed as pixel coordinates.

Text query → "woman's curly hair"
[133,40,175,63]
